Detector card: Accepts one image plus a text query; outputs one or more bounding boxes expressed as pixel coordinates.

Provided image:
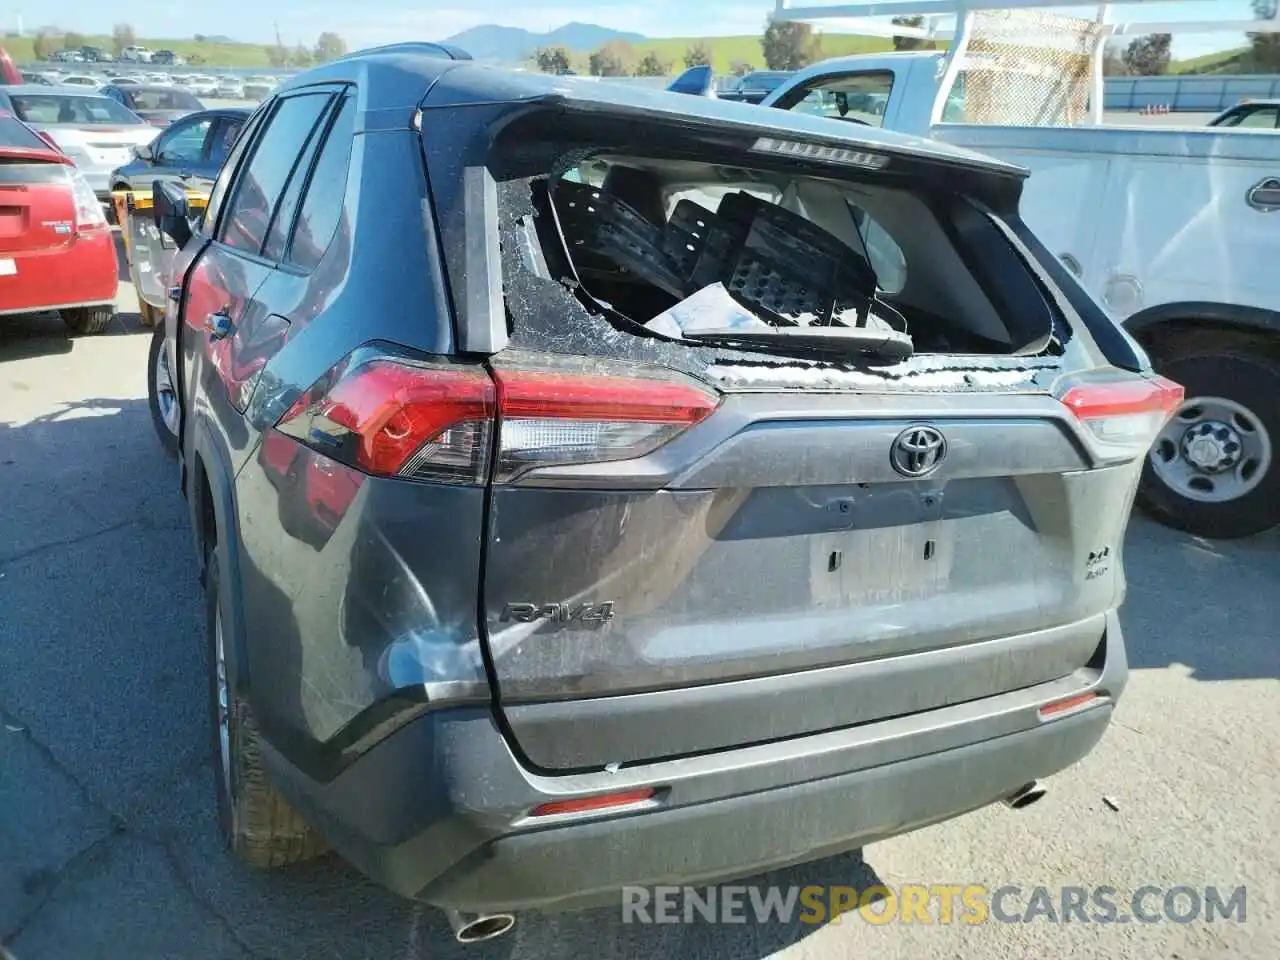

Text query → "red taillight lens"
[1059,374,1184,462]
[529,787,657,818]
[275,352,721,485]
[277,359,496,482]
[493,366,719,482]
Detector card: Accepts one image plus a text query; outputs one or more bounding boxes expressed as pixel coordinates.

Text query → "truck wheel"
[147,324,179,457]
[61,306,114,335]
[205,551,329,869]
[1139,350,1280,539]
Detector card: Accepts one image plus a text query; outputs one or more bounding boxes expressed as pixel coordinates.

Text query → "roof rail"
[333,41,473,64]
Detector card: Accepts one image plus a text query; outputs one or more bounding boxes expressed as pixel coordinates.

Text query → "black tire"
[205,551,329,869]
[61,306,114,335]
[1138,349,1280,539]
[147,325,179,458]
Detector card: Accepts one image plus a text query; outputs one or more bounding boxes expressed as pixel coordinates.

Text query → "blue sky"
[15,1,1262,57]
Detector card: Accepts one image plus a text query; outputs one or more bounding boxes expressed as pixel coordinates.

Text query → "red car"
[0,109,117,333]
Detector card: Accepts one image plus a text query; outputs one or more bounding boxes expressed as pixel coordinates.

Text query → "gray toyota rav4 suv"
[146,41,1181,942]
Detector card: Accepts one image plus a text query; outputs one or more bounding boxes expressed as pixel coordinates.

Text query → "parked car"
[186,75,221,97]
[50,50,85,64]
[0,87,159,201]
[20,72,55,86]
[1208,98,1279,129]
[0,108,117,332]
[79,46,113,63]
[145,72,173,86]
[146,41,1172,942]
[107,75,142,86]
[120,45,154,63]
[213,76,245,99]
[666,64,717,97]
[101,83,204,127]
[110,107,248,193]
[242,76,277,100]
[152,50,186,66]
[716,70,793,104]
[59,74,103,89]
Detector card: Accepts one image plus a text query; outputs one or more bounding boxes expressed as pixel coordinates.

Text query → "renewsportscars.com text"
[621,884,1248,925]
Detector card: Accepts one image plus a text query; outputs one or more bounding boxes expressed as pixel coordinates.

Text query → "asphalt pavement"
[0,248,1277,959]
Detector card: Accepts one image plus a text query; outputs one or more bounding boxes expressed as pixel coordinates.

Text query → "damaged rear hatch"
[420,72,1173,772]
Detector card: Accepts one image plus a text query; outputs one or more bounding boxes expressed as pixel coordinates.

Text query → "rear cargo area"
[425,98,1139,773]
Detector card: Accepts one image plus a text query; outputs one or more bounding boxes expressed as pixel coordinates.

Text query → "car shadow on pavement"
[0,311,149,364]
[0,397,873,960]
[1120,514,1280,682]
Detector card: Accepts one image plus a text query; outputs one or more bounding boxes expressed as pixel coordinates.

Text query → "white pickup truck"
[755,5,1280,539]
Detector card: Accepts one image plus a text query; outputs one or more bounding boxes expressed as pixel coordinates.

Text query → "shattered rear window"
[445,105,1069,374]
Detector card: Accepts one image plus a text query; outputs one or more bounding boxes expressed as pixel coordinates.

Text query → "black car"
[145,40,1166,943]
[1208,98,1280,130]
[111,107,249,195]
[101,83,204,127]
[716,69,794,104]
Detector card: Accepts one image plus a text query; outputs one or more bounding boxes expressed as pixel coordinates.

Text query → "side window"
[784,72,895,128]
[1237,106,1279,129]
[202,108,267,234]
[156,118,212,165]
[207,117,245,168]
[276,97,356,270]
[217,93,333,255]
[261,97,345,261]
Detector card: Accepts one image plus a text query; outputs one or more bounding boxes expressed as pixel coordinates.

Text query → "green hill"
[6,34,273,68]
[7,30,1260,77]
[626,33,896,74]
[1169,46,1258,75]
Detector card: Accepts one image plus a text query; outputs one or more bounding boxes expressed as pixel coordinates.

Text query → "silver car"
[0,86,159,200]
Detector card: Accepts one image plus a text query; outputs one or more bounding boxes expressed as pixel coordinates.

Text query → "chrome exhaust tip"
[444,909,517,944]
[1003,780,1047,810]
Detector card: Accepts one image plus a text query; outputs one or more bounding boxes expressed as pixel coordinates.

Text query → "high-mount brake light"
[274,353,721,484]
[751,136,890,170]
[1059,375,1184,463]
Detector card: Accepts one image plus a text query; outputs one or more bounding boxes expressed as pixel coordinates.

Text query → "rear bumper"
[261,611,1126,913]
[0,230,118,315]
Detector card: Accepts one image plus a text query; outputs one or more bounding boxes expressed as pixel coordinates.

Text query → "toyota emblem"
[890,426,947,478]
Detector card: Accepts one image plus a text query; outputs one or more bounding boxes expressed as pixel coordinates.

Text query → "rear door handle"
[1246,177,1280,212]
[206,310,233,340]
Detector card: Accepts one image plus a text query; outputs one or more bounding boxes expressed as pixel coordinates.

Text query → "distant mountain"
[442,21,647,62]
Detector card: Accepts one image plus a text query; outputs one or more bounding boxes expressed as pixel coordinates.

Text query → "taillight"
[492,364,719,482]
[68,169,107,230]
[275,351,720,484]
[276,358,497,483]
[1059,374,1184,462]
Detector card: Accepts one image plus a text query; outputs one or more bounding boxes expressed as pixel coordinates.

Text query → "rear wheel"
[61,306,114,335]
[1139,347,1280,539]
[147,324,179,457]
[205,551,329,869]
